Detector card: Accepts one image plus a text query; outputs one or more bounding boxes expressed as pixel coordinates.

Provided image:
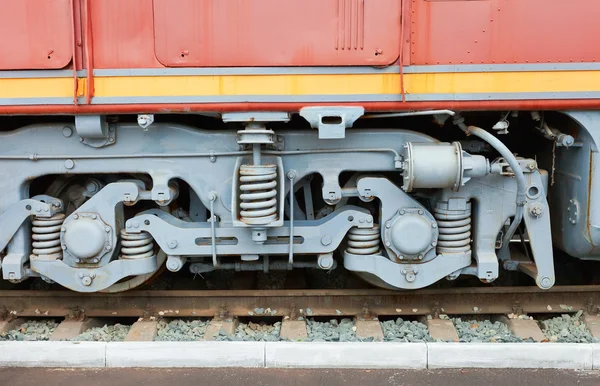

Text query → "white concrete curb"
[105,342,266,368]
[428,343,594,370]
[0,342,598,369]
[0,342,105,368]
[265,342,427,369]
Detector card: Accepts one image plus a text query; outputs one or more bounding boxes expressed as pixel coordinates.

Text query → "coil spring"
[346,225,381,255]
[120,229,155,260]
[239,164,278,226]
[434,204,472,253]
[31,213,65,260]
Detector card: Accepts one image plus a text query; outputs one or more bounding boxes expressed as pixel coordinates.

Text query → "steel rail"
[1,286,599,319]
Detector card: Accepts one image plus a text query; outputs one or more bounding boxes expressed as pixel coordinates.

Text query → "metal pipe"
[453,118,527,258]
[0,148,403,164]
[362,109,456,119]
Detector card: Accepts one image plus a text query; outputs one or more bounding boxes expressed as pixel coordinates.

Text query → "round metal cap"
[390,214,433,256]
[63,218,106,259]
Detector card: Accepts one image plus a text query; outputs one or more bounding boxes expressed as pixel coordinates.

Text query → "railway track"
[2,285,600,318]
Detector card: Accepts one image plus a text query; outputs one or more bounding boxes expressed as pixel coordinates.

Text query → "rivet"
[385,241,391,247]
[105,227,110,232]
[91,214,97,220]
[73,214,79,219]
[385,222,391,229]
[106,245,112,251]
[64,159,75,169]
[62,127,73,138]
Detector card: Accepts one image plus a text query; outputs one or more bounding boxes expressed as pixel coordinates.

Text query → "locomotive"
[0,0,599,292]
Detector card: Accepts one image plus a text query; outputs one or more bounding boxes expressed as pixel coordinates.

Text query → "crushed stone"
[0,320,58,341]
[452,317,524,343]
[155,319,208,341]
[217,321,282,342]
[71,323,129,342]
[540,311,597,343]
[381,318,433,342]
[306,318,371,342]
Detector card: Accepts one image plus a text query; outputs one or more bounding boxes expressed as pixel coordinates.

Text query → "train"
[0,0,599,293]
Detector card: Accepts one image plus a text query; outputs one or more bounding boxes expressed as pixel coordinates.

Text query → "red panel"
[153,0,401,67]
[91,0,162,68]
[411,0,600,65]
[0,0,73,70]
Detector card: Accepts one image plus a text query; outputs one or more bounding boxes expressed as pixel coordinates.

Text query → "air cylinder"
[402,142,489,192]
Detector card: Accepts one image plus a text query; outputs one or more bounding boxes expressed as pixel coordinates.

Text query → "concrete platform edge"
[0,342,598,369]
[427,343,594,370]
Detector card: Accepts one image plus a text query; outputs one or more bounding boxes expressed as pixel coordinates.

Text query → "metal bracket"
[300,106,364,139]
[222,112,290,123]
[75,116,116,148]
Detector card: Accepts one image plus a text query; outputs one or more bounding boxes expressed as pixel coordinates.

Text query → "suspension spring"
[346,225,381,255]
[31,213,65,260]
[120,229,155,260]
[239,164,278,226]
[434,203,472,253]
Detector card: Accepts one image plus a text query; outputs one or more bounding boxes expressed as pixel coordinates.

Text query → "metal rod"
[252,143,262,165]
[208,191,218,267]
[287,171,296,265]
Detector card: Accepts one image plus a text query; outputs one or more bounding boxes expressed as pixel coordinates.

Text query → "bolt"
[385,221,391,229]
[61,245,67,250]
[44,207,49,212]
[540,277,552,289]
[78,273,84,279]
[418,210,423,215]
[108,138,115,143]
[133,222,139,228]
[321,235,332,246]
[75,259,80,263]
[106,245,112,251]
[398,255,404,260]
[92,259,98,263]
[529,204,543,218]
[73,214,79,220]
[105,227,110,233]
[431,242,436,247]
[359,218,365,223]
[418,254,424,260]
[81,276,92,286]
[91,214,97,220]
[64,159,75,169]
[400,210,405,215]
[432,223,437,228]
[385,241,391,247]
[62,127,73,138]
[168,240,178,249]
[367,217,372,223]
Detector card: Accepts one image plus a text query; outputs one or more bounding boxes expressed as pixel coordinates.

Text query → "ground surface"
[1,368,599,386]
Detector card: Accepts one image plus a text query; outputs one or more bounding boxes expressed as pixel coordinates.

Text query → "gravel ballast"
[381,318,433,342]
[155,319,208,341]
[217,321,282,342]
[72,324,130,342]
[0,320,58,341]
[306,318,370,342]
[540,311,597,343]
[452,317,524,343]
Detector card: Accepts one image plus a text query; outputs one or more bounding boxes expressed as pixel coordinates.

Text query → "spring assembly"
[434,203,472,253]
[31,213,65,260]
[119,229,155,260]
[239,164,278,226]
[346,225,381,255]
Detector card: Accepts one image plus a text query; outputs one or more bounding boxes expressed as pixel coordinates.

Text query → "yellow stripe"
[1,71,600,99]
